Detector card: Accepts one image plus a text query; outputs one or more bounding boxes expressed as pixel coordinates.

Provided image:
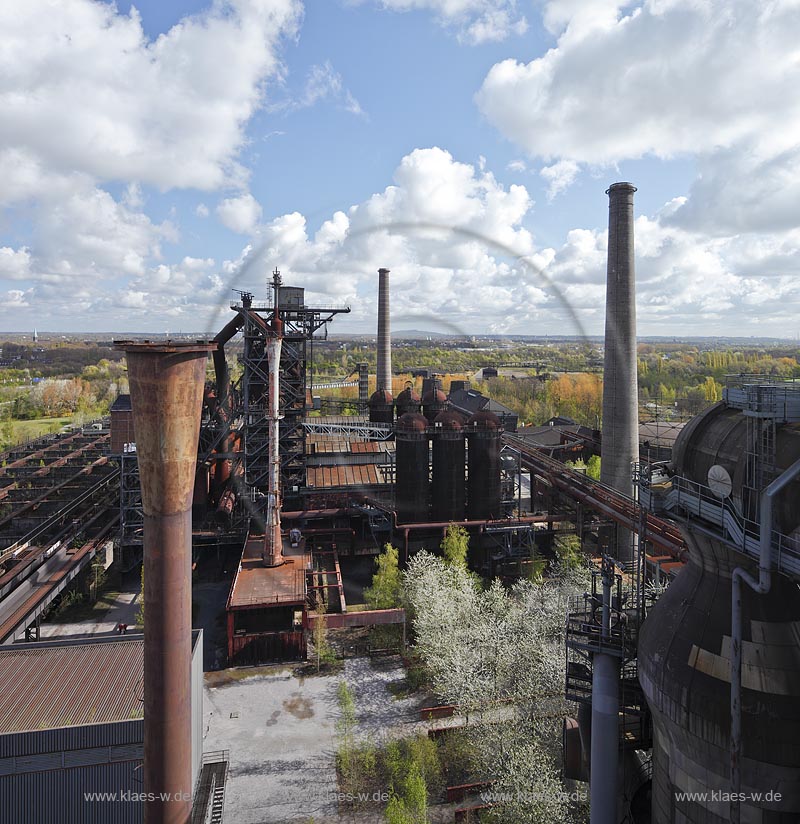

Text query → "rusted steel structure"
[226,533,309,665]
[116,340,214,824]
[504,433,685,560]
[368,388,394,425]
[467,411,502,520]
[262,268,285,567]
[395,413,430,524]
[421,386,447,425]
[395,384,421,417]
[431,410,465,522]
[357,361,369,407]
[223,284,349,518]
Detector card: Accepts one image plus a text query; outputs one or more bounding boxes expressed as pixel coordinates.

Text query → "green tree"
[312,601,336,672]
[364,543,402,609]
[586,455,601,480]
[0,418,13,451]
[703,376,722,402]
[440,523,469,569]
[336,680,357,791]
[401,761,428,822]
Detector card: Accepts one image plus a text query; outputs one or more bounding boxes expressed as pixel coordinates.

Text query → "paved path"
[39,577,141,639]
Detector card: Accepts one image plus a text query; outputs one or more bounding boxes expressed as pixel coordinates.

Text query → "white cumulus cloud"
[0,247,32,281]
[215,147,549,333]
[217,193,264,235]
[361,1,528,43]
[477,0,799,168]
[540,160,580,200]
[0,0,300,328]
[0,0,302,196]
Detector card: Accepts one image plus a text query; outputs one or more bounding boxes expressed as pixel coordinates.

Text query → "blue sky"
[1,1,798,338]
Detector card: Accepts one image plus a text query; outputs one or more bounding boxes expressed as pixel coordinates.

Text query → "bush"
[54,589,84,617]
[364,543,402,609]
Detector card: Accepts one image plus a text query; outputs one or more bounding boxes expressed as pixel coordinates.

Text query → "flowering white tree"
[403,552,590,823]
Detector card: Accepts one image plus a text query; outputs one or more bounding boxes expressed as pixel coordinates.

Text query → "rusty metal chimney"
[377,268,391,392]
[601,182,638,563]
[117,341,214,824]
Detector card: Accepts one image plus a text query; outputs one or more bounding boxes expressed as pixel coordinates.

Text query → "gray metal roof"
[110,394,132,412]
[0,637,144,733]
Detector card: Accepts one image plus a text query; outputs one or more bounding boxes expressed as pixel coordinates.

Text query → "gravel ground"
[201,656,433,823]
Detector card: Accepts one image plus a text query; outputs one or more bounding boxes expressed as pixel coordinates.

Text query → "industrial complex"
[1,182,798,824]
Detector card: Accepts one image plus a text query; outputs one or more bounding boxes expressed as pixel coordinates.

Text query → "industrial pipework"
[638,394,800,823]
[116,340,215,824]
[730,455,800,823]
[601,182,638,563]
[590,557,621,824]
[262,268,285,568]
[377,267,391,392]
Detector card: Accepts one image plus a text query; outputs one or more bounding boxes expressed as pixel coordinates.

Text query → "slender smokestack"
[377,267,391,392]
[117,341,214,824]
[263,268,284,567]
[601,182,638,563]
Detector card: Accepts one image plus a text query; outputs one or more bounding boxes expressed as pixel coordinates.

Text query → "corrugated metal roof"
[110,394,132,412]
[306,464,385,488]
[228,535,309,609]
[0,640,144,733]
[308,438,393,454]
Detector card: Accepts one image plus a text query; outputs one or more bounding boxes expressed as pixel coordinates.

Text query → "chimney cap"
[378,267,390,275]
[605,181,637,195]
[114,340,216,354]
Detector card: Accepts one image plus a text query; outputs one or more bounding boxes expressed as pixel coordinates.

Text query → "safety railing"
[723,376,800,421]
[649,473,800,578]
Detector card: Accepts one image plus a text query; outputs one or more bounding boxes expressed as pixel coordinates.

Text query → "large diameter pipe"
[590,653,619,824]
[601,182,638,563]
[119,341,215,824]
[590,557,620,824]
[377,268,391,392]
[730,454,800,823]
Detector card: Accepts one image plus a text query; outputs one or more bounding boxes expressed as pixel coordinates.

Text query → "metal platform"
[227,536,310,609]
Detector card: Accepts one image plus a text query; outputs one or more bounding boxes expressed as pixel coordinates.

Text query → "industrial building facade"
[0,632,204,824]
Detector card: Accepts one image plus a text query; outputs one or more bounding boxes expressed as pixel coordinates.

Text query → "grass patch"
[9,417,73,444]
[336,731,444,819]
[48,588,122,623]
[336,678,444,821]
[204,664,294,688]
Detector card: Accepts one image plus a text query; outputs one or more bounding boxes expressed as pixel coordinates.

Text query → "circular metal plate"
[708,464,733,498]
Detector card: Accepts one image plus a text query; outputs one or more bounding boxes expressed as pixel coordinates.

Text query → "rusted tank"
[395,412,430,523]
[422,387,447,425]
[369,388,394,425]
[638,399,800,823]
[466,410,502,520]
[431,411,465,522]
[117,340,214,824]
[395,385,422,417]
